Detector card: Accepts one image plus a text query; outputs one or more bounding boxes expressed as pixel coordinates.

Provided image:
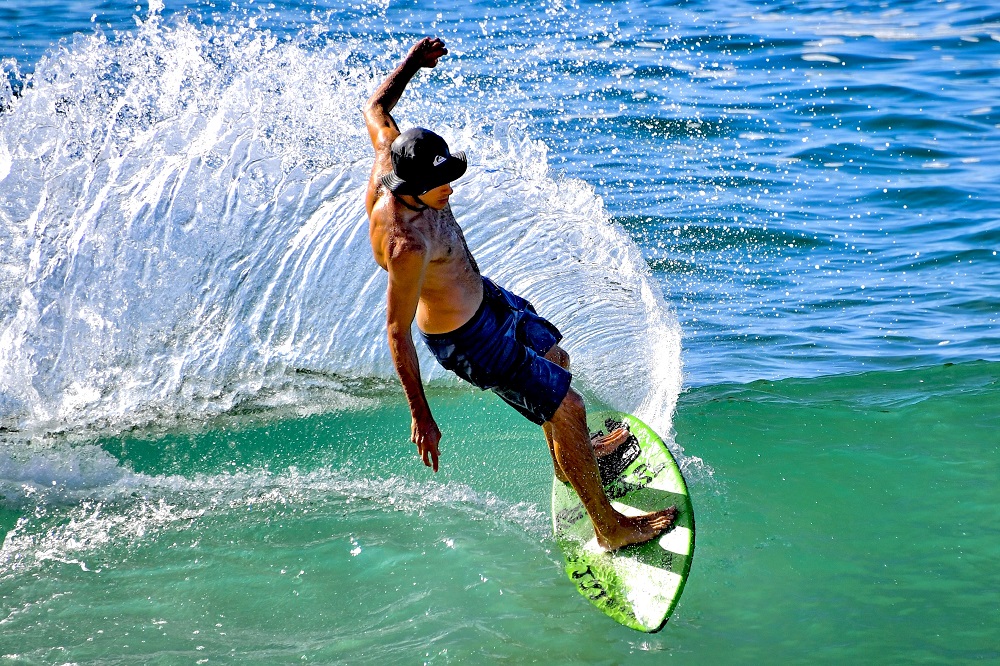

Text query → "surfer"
[363,37,676,551]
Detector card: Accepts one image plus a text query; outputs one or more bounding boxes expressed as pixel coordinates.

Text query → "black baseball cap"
[381,128,468,196]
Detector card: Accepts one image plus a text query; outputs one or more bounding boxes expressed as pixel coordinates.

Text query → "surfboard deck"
[551,410,695,633]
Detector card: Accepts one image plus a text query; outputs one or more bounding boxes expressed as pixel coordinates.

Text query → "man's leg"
[542,345,629,484]
[546,387,677,551]
[541,345,676,551]
[542,345,572,483]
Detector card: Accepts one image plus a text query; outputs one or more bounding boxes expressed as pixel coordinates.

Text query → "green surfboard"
[551,411,695,633]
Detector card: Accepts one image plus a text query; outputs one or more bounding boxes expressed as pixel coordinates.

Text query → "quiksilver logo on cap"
[432,155,447,166]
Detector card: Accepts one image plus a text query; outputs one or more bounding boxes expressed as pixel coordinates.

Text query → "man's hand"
[406,37,448,69]
[411,414,442,472]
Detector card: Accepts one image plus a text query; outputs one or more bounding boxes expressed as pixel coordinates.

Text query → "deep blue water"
[1,1,998,663]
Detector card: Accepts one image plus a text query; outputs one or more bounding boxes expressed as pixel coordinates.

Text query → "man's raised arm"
[363,37,448,155]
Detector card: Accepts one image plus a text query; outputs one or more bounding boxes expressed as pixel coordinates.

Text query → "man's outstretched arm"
[363,37,448,153]
[386,239,441,472]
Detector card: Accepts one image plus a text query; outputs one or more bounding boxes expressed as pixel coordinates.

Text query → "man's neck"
[393,192,428,213]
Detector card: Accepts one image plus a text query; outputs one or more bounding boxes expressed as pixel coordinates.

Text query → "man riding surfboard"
[363,37,676,551]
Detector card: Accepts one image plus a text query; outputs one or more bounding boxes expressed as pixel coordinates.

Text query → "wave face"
[0,12,682,439]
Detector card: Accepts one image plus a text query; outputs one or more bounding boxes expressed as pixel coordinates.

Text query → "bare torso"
[368,189,483,334]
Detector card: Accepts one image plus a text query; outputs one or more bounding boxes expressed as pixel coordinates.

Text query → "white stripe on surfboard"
[657,526,693,556]
[611,500,694,554]
[583,510,693,557]
[621,557,684,628]
[579,532,685,627]
[644,471,685,495]
[610,501,647,518]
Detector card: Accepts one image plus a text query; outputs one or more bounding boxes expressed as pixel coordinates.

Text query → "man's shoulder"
[370,185,405,220]
[366,173,395,220]
[374,205,429,254]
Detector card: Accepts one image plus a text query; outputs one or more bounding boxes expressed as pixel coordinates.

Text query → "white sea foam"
[0,14,682,448]
[0,439,549,577]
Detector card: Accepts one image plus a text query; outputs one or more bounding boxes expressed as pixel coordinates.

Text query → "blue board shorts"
[420,277,572,425]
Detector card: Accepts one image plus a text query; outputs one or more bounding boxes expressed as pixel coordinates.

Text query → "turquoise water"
[2,0,998,663]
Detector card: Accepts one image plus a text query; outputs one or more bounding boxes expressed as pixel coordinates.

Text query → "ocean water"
[1,0,998,663]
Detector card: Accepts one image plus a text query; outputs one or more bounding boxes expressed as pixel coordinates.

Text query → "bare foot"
[595,506,678,551]
[590,426,630,458]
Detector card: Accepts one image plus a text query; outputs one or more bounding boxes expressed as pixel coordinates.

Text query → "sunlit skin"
[362,37,676,551]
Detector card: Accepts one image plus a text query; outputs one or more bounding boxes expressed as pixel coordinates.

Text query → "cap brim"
[442,151,468,183]
[380,170,409,194]
[381,152,468,196]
